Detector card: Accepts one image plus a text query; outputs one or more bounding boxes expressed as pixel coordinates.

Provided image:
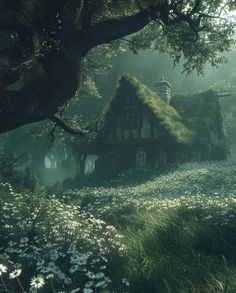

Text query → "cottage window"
[121,108,141,130]
[131,129,139,139]
[124,130,129,140]
[141,113,151,138]
[153,127,160,138]
[210,123,219,144]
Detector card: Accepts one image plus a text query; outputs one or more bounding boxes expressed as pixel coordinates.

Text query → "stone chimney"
[155,78,172,104]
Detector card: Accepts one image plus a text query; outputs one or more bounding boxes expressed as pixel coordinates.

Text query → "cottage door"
[136,148,146,169]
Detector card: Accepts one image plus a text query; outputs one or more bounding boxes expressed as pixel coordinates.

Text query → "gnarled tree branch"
[80,9,151,53]
[0,0,234,135]
[191,0,202,15]
[50,114,89,136]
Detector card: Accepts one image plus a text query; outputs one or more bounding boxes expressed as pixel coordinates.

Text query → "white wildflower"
[46,273,54,280]
[70,289,80,293]
[0,264,7,276]
[30,276,45,289]
[83,289,93,293]
[9,269,22,279]
[95,280,106,288]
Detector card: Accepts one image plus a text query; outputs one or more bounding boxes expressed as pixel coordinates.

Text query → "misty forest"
[2,0,236,292]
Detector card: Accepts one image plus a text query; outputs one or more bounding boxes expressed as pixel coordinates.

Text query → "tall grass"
[125,205,236,292]
[69,160,236,292]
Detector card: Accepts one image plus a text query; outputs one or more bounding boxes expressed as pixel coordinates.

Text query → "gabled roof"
[100,75,195,145]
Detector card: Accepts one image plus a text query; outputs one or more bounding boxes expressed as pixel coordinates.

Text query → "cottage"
[78,75,228,177]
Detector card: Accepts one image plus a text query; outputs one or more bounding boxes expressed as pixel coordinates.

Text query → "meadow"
[1,160,236,292]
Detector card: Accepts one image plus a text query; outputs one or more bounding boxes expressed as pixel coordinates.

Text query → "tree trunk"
[0,4,82,132]
[0,4,151,133]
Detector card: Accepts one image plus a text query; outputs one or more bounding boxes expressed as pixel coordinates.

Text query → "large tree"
[0,0,235,133]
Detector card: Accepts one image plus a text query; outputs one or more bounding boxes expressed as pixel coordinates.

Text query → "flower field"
[0,183,127,293]
[1,160,236,292]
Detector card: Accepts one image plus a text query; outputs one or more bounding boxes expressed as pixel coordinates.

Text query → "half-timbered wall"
[141,112,151,138]
[110,93,160,143]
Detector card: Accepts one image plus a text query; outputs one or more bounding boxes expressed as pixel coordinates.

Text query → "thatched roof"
[171,90,225,142]
[99,75,195,145]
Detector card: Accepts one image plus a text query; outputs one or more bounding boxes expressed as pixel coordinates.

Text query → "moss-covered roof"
[79,76,227,152]
[100,75,195,145]
[171,90,225,141]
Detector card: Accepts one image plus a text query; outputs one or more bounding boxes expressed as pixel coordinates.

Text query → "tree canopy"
[0,0,235,133]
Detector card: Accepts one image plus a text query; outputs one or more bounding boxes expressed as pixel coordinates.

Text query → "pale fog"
[1,49,236,186]
[17,49,236,185]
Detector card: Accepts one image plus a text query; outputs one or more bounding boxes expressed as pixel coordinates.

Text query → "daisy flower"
[9,269,22,279]
[0,264,7,276]
[30,276,45,289]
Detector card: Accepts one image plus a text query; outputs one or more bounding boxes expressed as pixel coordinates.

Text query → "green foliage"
[1,0,236,133]
[21,0,44,21]
[84,0,236,83]
[211,80,236,149]
[171,90,225,142]
[0,30,19,51]
[126,205,236,292]
[76,0,236,94]
[77,191,146,230]
[0,148,37,191]
[112,1,235,74]
[128,21,166,54]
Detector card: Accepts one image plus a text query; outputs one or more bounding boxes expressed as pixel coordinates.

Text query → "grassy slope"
[68,160,236,292]
[1,161,236,292]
